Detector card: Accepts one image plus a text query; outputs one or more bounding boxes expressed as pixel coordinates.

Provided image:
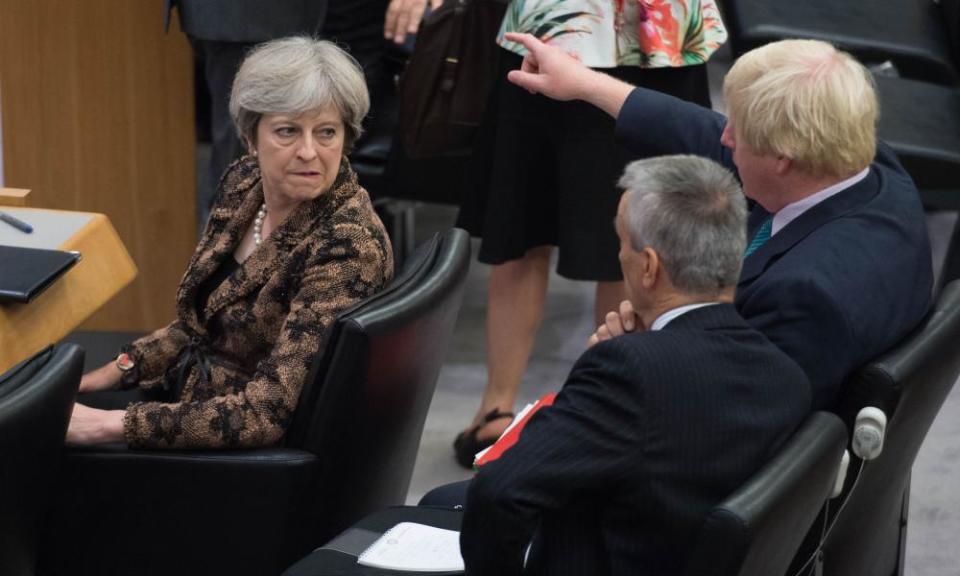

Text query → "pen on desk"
[0,211,33,233]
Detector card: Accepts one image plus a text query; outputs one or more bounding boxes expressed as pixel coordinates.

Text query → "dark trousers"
[418,479,472,508]
[190,38,251,223]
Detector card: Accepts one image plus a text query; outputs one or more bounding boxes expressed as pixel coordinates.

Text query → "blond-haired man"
[506,34,932,410]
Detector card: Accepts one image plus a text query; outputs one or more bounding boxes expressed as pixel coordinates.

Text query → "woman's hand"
[384,0,443,44]
[66,404,125,445]
[79,360,123,394]
[587,300,641,347]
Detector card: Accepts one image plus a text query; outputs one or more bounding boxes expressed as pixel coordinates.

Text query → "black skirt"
[456,48,712,281]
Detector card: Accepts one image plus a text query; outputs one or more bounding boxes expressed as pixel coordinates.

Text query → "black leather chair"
[797,280,960,576]
[39,228,472,576]
[683,411,848,576]
[0,344,83,576]
[722,0,960,85]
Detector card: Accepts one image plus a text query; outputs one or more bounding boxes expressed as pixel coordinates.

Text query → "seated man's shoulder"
[578,317,810,417]
[583,312,804,385]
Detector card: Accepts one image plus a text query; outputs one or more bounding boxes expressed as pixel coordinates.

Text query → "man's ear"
[641,246,660,289]
[775,155,792,176]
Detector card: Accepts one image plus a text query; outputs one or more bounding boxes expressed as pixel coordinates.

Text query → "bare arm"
[78,360,123,393]
[66,404,125,444]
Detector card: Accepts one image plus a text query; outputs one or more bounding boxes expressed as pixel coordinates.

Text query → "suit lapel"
[739,169,881,285]
[201,185,272,320]
[175,159,262,333]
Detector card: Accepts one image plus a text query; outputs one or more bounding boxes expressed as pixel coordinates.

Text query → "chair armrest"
[59,444,320,520]
[41,446,322,576]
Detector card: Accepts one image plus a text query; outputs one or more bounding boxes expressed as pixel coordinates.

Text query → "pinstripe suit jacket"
[461,304,810,576]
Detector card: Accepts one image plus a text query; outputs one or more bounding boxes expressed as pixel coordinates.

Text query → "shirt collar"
[771,167,870,236]
[650,302,721,331]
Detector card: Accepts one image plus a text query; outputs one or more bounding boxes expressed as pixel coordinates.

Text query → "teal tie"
[744,219,772,258]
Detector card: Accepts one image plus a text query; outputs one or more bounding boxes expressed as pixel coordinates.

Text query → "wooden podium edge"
[0,188,31,207]
[0,212,138,372]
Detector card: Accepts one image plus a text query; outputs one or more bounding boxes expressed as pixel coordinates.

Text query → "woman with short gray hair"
[230,36,370,152]
[68,37,394,449]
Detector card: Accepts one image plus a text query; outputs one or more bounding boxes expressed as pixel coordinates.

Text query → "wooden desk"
[0,207,137,372]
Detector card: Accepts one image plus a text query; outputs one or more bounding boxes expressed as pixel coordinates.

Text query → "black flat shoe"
[453,408,514,469]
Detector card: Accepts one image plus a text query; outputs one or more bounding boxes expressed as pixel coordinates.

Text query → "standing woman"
[454,0,727,466]
[68,38,394,449]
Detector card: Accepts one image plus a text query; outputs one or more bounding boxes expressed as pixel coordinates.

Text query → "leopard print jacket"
[120,155,393,449]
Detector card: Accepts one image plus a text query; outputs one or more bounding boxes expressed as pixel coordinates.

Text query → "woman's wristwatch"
[115,351,139,386]
[116,352,136,372]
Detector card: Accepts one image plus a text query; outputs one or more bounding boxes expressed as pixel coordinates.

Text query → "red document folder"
[474,393,557,468]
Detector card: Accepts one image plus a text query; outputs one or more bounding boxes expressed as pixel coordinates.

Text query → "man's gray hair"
[619,155,747,295]
[229,36,370,150]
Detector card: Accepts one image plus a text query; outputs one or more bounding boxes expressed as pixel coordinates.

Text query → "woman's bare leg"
[465,245,553,442]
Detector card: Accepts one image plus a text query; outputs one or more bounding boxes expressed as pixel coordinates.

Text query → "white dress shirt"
[771,168,870,236]
[650,302,720,331]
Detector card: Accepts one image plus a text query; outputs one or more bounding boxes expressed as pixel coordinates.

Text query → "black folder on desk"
[0,245,81,303]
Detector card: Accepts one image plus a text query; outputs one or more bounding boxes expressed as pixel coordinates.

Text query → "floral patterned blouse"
[497,0,728,69]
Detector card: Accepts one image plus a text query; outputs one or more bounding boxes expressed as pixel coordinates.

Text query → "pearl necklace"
[253,203,267,246]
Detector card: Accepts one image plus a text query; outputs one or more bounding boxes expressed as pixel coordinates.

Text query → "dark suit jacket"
[120,156,393,449]
[164,0,328,42]
[461,304,811,576]
[614,88,933,410]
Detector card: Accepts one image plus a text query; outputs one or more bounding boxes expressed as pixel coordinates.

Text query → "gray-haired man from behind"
[446,155,812,576]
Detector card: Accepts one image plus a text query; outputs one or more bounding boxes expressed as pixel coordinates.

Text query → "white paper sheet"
[357,522,464,572]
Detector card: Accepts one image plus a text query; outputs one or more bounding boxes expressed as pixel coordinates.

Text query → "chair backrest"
[293,227,471,541]
[0,343,83,576]
[724,0,959,84]
[684,412,848,576]
[817,280,960,576]
[286,230,442,447]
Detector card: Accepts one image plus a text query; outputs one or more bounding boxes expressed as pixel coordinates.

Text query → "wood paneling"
[0,0,195,331]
